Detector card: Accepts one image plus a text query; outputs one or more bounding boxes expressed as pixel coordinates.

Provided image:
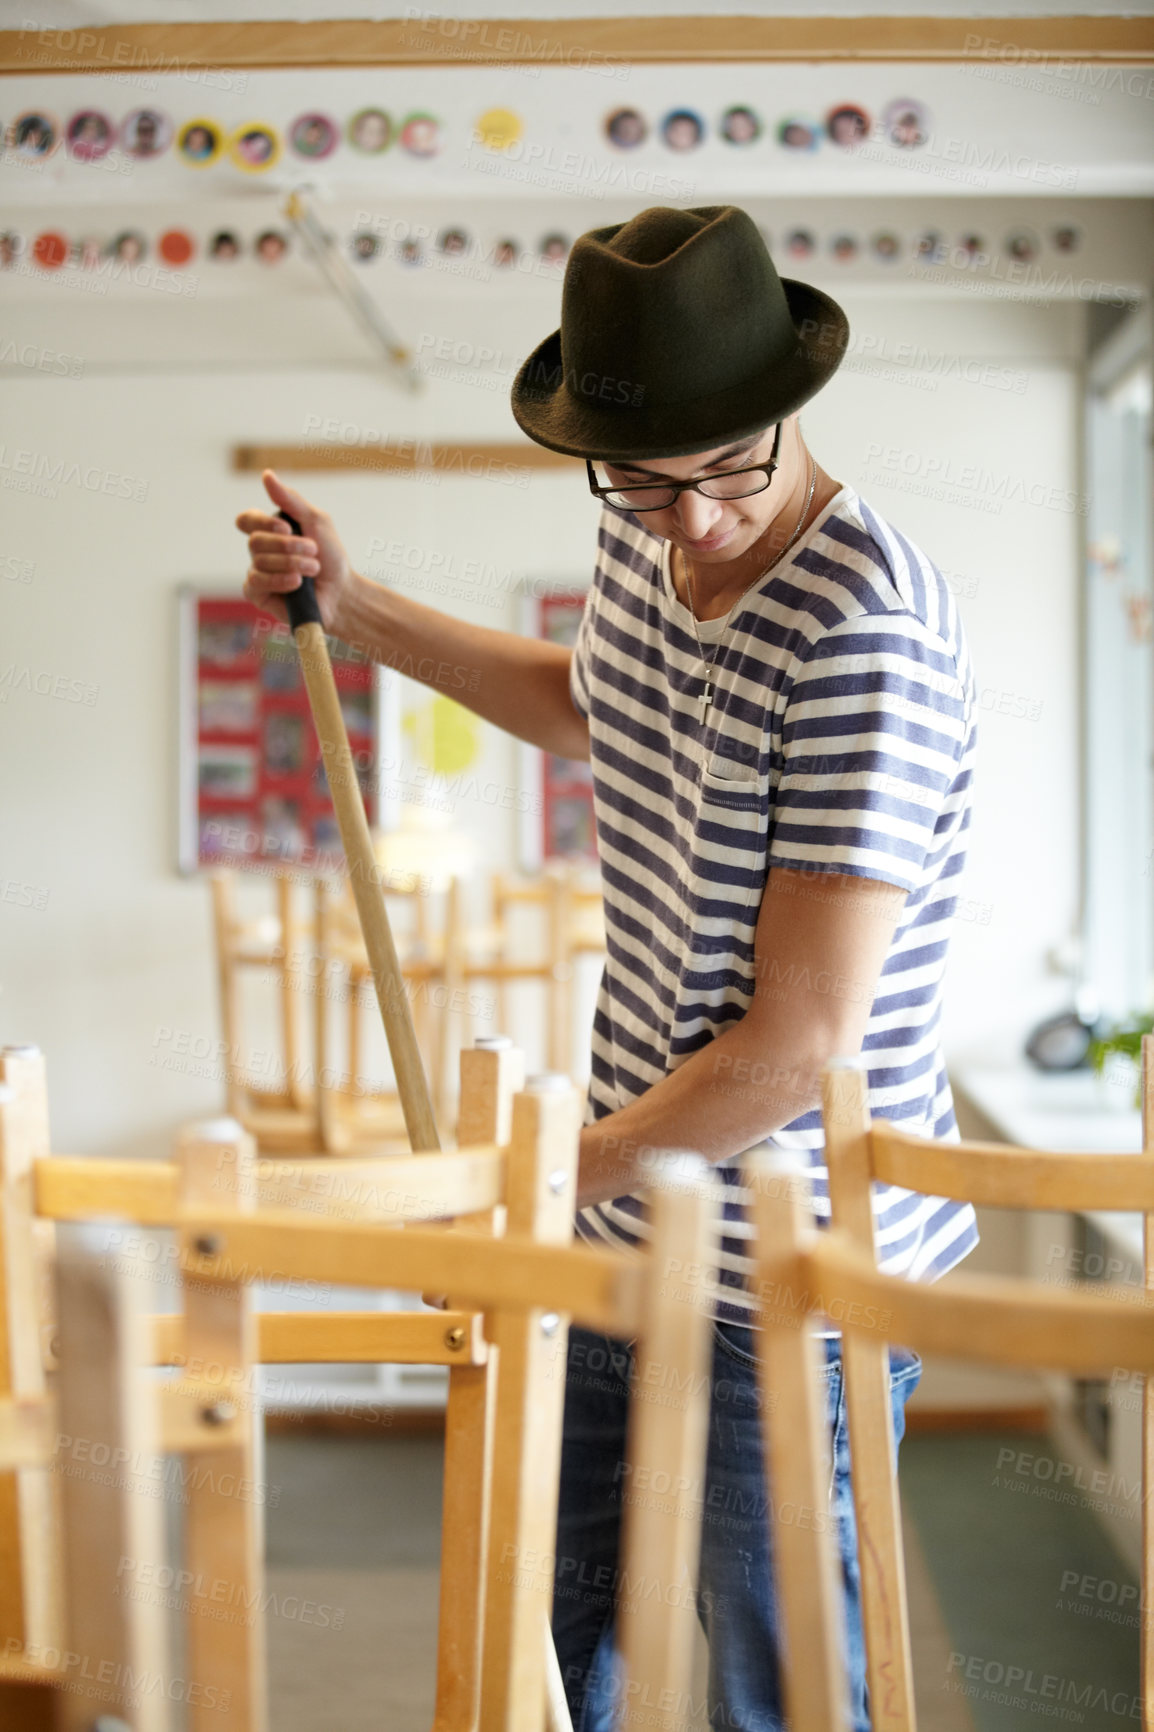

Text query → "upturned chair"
[0,1039,720,1732]
[748,1042,1154,1731]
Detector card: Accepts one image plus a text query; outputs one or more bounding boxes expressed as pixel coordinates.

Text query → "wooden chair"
[744,1043,1154,1732]
[210,867,447,1157]
[439,867,606,1119]
[0,1226,176,1731]
[0,1040,721,1732]
[209,868,322,1152]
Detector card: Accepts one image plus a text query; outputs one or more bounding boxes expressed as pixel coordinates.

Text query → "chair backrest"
[768,1045,1154,1732]
[1,1040,721,1732]
[209,868,316,1133]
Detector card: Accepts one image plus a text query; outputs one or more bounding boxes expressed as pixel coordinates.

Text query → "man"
[237,204,979,1730]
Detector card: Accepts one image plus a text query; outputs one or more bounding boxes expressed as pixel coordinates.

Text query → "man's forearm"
[575,1015,827,1208]
[333,569,590,760]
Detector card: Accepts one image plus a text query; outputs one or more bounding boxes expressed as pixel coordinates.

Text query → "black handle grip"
[276,509,323,631]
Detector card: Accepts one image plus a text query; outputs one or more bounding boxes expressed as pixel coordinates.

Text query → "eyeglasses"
[586,422,782,512]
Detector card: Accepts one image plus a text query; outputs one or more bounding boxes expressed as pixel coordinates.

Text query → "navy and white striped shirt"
[569,484,980,1325]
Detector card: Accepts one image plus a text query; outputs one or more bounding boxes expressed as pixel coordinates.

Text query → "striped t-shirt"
[568,484,980,1325]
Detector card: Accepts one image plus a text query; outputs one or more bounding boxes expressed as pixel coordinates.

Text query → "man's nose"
[673,489,724,539]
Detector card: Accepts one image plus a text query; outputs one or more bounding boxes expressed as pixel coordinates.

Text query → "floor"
[257,1424,1139,1732]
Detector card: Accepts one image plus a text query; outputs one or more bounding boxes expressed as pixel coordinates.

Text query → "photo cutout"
[777,117,819,152]
[957,232,987,266]
[259,636,300,692]
[1005,228,1040,265]
[109,230,147,264]
[348,108,392,154]
[65,109,114,161]
[661,109,705,151]
[883,97,929,149]
[177,119,222,166]
[493,237,519,268]
[784,228,816,259]
[158,229,196,267]
[437,227,469,257]
[264,713,304,777]
[605,107,647,150]
[71,235,104,271]
[830,233,859,263]
[9,111,59,158]
[121,108,172,158]
[720,105,761,146]
[199,619,252,664]
[474,108,522,151]
[400,113,442,158]
[398,237,425,267]
[826,104,870,148]
[0,231,25,268]
[255,229,289,266]
[290,112,338,159]
[209,230,242,262]
[228,124,281,172]
[539,232,569,265]
[1051,223,1082,255]
[871,230,901,262]
[31,232,69,270]
[914,229,947,266]
[350,229,381,263]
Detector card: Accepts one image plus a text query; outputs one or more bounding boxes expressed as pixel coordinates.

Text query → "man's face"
[598,422,791,564]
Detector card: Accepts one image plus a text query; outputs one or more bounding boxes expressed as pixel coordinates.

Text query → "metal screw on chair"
[444,1325,467,1352]
[193,1233,222,1257]
[201,1401,237,1427]
[548,1168,568,1195]
[540,1312,561,1338]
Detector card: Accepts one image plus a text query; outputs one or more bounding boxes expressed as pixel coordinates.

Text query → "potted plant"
[1088,1013,1152,1111]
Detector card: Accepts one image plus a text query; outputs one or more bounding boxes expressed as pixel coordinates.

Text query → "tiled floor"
[261,1428,1135,1732]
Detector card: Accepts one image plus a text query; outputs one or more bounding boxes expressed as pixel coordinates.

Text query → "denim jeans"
[551,1319,922,1732]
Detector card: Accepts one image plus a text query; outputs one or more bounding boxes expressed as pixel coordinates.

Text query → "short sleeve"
[767,612,971,893]
[569,585,595,722]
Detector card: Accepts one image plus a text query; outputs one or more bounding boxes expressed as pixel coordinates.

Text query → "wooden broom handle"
[278,510,440,1153]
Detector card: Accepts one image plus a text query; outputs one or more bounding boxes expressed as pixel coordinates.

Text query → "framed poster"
[518,589,596,868]
[178,589,378,874]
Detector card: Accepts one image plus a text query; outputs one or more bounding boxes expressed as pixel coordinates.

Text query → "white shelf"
[952,1062,1145,1264]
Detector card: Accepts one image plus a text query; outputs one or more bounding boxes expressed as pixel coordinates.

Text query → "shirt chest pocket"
[691,755,770,951]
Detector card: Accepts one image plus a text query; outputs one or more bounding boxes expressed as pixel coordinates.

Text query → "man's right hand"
[235,468,355,634]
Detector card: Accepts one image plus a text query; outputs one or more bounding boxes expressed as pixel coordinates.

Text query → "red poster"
[185,594,376,872]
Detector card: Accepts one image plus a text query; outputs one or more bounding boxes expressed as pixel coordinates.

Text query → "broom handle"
[277,510,441,1153]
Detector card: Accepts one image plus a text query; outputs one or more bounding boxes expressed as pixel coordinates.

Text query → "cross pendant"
[699,675,712,724]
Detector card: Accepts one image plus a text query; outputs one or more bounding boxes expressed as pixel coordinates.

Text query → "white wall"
[1,178,1147,1153]
[0,286,1084,1149]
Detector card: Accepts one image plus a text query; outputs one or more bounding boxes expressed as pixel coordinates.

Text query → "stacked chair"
[8,1025,1150,1729]
[753,1038,1154,1730]
[0,1037,719,1731]
[439,865,606,1095]
[209,864,607,1155]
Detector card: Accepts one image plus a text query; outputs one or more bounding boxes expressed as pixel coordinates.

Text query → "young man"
[237,203,979,1731]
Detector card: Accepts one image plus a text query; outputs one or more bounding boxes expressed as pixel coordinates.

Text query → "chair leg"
[0,1048,63,1660]
[431,1040,524,1731]
[747,1149,852,1732]
[479,1075,581,1732]
[54,1227,172,1732]
[178,1123,267,1732]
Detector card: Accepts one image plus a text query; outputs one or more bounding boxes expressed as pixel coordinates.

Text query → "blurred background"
[1,4,1153,1727]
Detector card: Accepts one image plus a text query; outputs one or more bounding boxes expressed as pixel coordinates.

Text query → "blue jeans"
[551,1319,922,1732]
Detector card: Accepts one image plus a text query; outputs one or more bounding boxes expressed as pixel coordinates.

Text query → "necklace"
[681,453,818,726]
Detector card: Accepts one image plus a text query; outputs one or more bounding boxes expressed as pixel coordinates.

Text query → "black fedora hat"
[510,204,849,461]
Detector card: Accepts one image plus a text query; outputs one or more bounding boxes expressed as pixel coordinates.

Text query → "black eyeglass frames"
[586,423,783,512]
